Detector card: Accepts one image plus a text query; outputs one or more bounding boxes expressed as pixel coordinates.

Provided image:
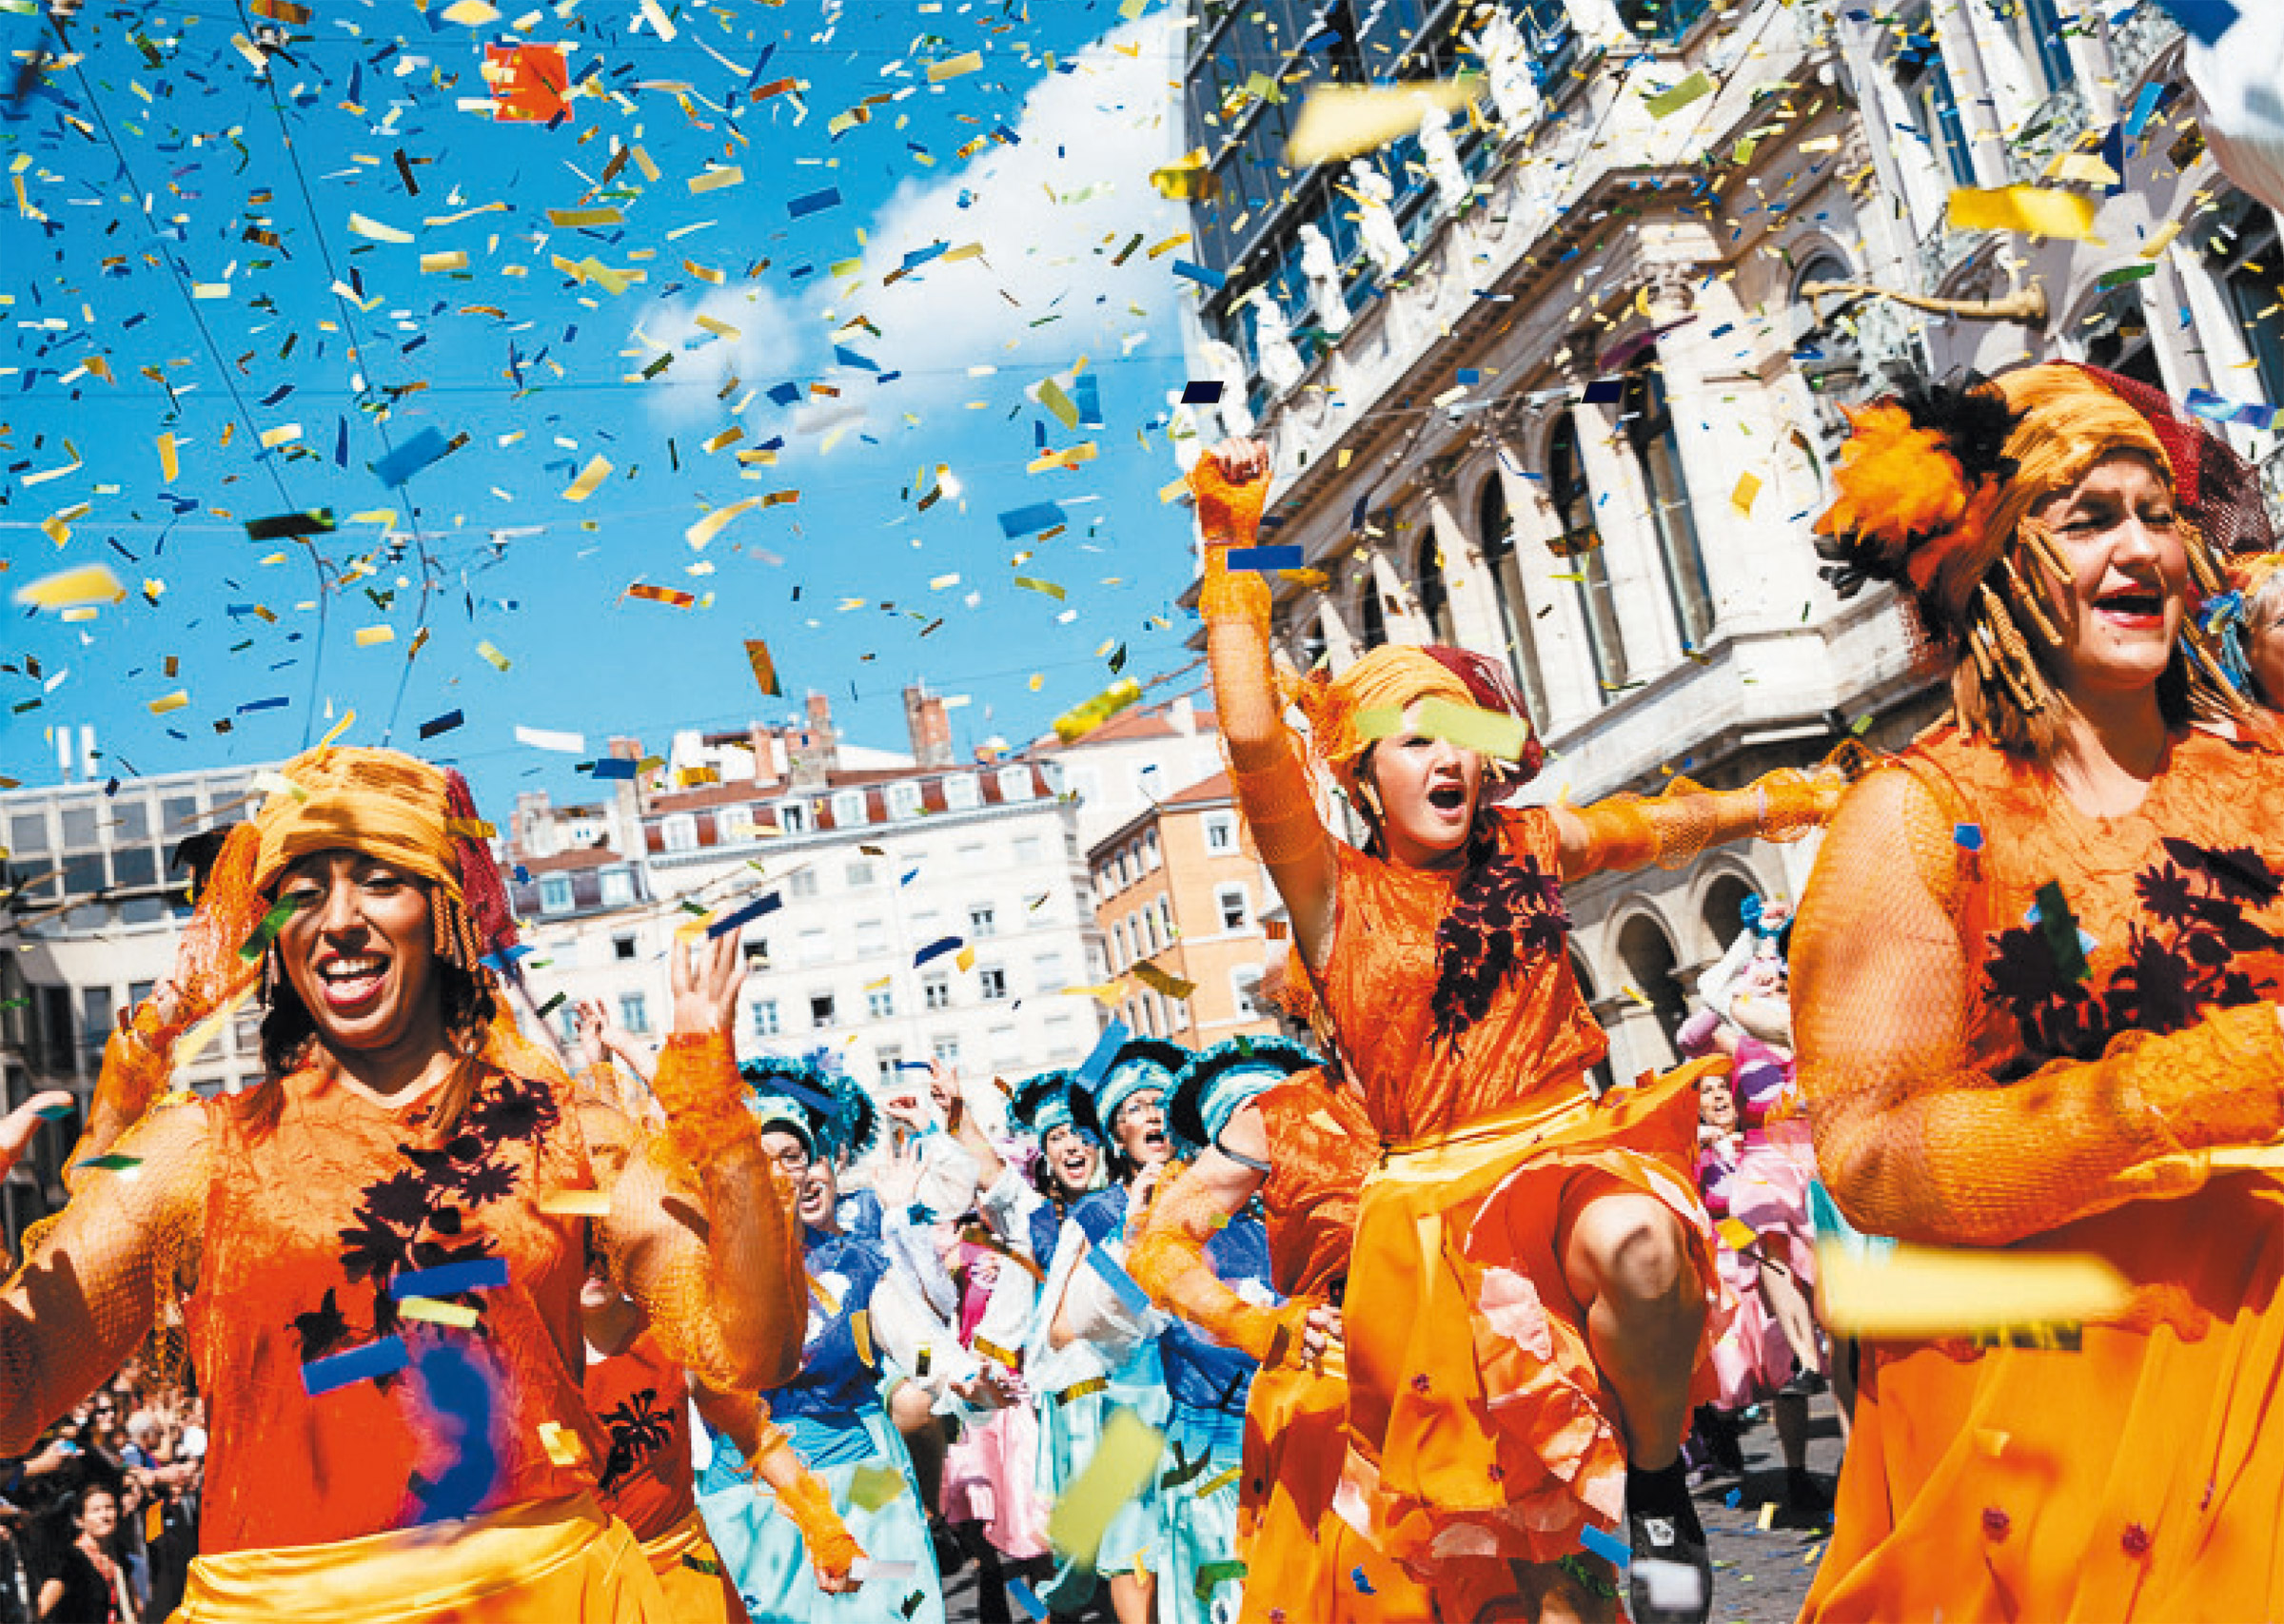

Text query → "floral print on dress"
[1428,843,1572,1050]
[1983,839,2284,1074]
[596,1385,675,1496]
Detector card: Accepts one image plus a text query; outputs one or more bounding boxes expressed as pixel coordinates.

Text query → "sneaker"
[1785,1466,1833,1523]
[1778,1364,1829,1399]
[1627,1463,1713,1624]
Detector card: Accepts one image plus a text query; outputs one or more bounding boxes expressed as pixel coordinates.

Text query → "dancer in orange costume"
[0,745,806,1624]
[1188,440,1841,1623]
[1791,364,2284,1622]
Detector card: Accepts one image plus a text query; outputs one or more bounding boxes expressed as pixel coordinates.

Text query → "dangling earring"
[261,943,282,1006]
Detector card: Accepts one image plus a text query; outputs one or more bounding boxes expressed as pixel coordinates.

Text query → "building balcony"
[2004,85,2091,187]
[2107,0,2184,89]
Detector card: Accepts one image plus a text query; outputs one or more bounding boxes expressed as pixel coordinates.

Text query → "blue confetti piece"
[236,696,291,714]
[1008,1579,1048,1620]
[1226,544,1304,573]
[997,500,1068,538]
[417,709,464,740]
[1171,259,1226,289]
[1351,1566,1375,1594]
[1075,1020,1131,1088]
[371,426,453,490]
[407,1341,501,1524]
[1580,1522,1630,1570]
[2151,0,2235,43]
[787,186,843,219]
[707,891,785,938]
[766,381,804,406]
[33,1102,75,1122]
[914,934,965,966]
[900,241,950,271]
[1180,381,1224,404]
[390,1258,510,1300]
[303,1335,411,1397]
[1086,1243,1153,1316]
[834,343,881,373]
[478,944,537,974]
[589,756,637,780]
[2124,80,2167,144]
[1953,823,1984,851]
[1073,372,1104,429]
[1582,377,1624,404]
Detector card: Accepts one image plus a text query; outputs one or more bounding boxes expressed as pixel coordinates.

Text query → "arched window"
[1623,357,1715,650]
[1547,414,1628,692]
[1617,913,1691,1061]
[2197,193,2284,402]
[1416,534,1455,643]
[1477,473,1549,726]
[1358,571,1388,651]
[1700,872,1756,957]
[2075,282,2165,391]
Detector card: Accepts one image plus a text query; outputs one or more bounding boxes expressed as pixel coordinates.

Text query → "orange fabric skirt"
[1344,1066,1724,1577]
[1237,1341,1428,1624]
[640,1512,749,1624]
[1804,1175,2284,1622]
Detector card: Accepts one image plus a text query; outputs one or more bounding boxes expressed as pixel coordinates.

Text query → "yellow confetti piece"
[955,945,977,972]
[354,625,396,647]
[637,0,677,37]
[1363,695,1531,762]
[2048,151,2120,187]
[346,211,414,245]
[1149,149,1216,202]
[686,497,764,549]
[928,49,982,81]
[851,1308,874,1367]
[1060,983,1126,1007]
[2139,220,2182,258]
[397,1297,481,1328]
[1643,69,1715,118]
[1048,1408,1164,1562]
[172,981,255,1072]
[1287,77,1481,166]
[1731,471,1762,516]
[1817,1242,2132,1338]
[540,1189,610,1217]
[258,424,302,450]
[318,710,357,751]
[1758,1500,1778,1532]
[420,249,469,273]
[148,690,188,714]
[39,504,88,546]
[538,1421,586,1467]
[547,206,625,228]
[476,639,513,672]
[849,1463,907,1511]
[561,456,613,502]
[1130,961,1195,1001]
[1717,1216,1757,1252]
[1946,185,2099,242]
[689,166,743,194]
[158,433,179,482]
[440,0,499,21]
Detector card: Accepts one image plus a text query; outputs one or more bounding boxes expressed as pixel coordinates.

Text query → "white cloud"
[628,282,808,429]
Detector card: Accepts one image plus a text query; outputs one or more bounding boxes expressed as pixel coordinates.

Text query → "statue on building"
[1197,338,1255,437]
[1416,99,1471,217]
[1468,8,1542,135]
[1349,158,1410,279]
[1250,291,1308,395]
[1296,222,1351,336]
[1565,0,1636,52]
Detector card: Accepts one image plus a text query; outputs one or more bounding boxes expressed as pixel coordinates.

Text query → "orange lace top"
[1253,1073,1376,1300]
[585,1330,694,1542]
[1318,809,1607,1144]
[1794,725,2284,1246]
[187,1057,604,1552]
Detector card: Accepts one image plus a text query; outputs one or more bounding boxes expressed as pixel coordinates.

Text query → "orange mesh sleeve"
[1129,1156,1308,1366]
[1793,768,2284,1246]
[1565,767,1844,880]
[694,1382,866,1585]
[584,1055,805,1394]
[0,1104,207,1453]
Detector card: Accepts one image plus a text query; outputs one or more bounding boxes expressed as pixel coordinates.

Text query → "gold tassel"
[2001,558,2067,650]
[1977,586,2048,715]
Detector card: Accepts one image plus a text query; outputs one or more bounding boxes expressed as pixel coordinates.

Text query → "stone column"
[1425,484,1500,652]
[1489,429,1602,733]
[1570,397,1683,676]
[1926,0,2010,187]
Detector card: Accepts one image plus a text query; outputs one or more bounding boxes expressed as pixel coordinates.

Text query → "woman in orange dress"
[1792,363,2284,1621]
[0,744,807,1623]
[1189,440,1840,1623]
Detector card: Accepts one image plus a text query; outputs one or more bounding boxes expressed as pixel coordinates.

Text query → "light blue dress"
[696,1225,947,1624]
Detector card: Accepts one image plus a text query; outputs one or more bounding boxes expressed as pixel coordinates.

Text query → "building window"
[1894,31,1978,188]
[540,874,574,914]
[1416,533,1456,642]
[876,1046,903,1083]
[855,918,888,956]
[979,967,1009,1002]
[833,790,869,828]
[2074,282,2165,391]
[810,993,837,1030]
[1548,413,1629,692]
[718,805,753,843]
[943,774,982,812]
[1156,896,1173,944]
[887,782,924,821]
[1012,834,1044,865]
[996,766,1034,802]
[2197,194,2284,403]
[612,932,637,962]
[1034,950,1066,988]
[867,986,896,1020]
[620,993,650,1034]
[1171,997,1191,1032]
[1143,829,1161,870]
[788,869,819,899]
[1477,471,1550,726]
[1358,572,1388,650]
[797,929,830,964]
[752,998,781,1036]
[660,815,697,853]
[1216,883,1250,931]
[923,973,952,1011]
[1231,968,1262,1019]
[601,866,635,907]
[932,1034,961,1066]
[744,937,772,970]
[969,903,997,938]
[845,859,876,888]
[1624,358,1715,651]
[777,799,810,834]
[1204,812,1237,853]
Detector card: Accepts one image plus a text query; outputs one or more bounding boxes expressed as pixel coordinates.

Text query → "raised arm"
[0,1103,207,1453]
[1128,1104,1327,1365]
[690,1382,864,1593]
[1794,767,2284,1245]
[1553,765,1841,884]
[593,933,804,1393]
[1192,440,1340,969]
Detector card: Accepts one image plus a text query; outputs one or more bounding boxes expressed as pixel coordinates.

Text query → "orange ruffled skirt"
[1344,1066,1725,1578]
[640,1511,749,1624]
[1804,1174,2284,1622]
[1238,1340,1428,1624]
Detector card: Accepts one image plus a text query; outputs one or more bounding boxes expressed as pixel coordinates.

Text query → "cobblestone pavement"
[942,1397,1848,1623]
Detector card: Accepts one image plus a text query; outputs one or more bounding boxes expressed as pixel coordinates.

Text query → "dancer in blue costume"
[1151,1038,1315,1624]
[696,1056,949,1624]
[996,1068,1104,1269]
[1024,1039,1188,1624]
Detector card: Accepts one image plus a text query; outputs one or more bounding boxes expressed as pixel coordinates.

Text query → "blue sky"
[2,0,1204,813]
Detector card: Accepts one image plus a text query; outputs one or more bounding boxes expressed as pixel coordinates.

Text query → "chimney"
[606,736,643,854]
[789,693,838,789]
[903,684,954,769]
[1170,695,1195,736]
[746,723,781,789]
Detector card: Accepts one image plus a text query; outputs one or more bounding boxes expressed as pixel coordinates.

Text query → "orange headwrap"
[1288,644,1476,801]
[250,745,464,904]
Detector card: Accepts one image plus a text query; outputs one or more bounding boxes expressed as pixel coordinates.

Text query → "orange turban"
[1289,645,1477,801]
[250,746,464,903]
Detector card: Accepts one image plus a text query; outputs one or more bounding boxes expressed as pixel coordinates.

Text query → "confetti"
[397,1298,482,1328]
[744,638,782,697]
[1053,679,1144,742]
[477,641,513,672]
[371,427,458,489]
[303,1336,411,1397]
[148,691,189,715]
[1130,962,1196,1000]
[537,1421,586,1467]
[1225,544,1304,572]
[515,725,587,753]
[1047,1408,1164,1564]
[787,187,843,219]
[1817,1242,2131,1337]
[998,501,1068,538]
[1946,186,2100,241]
[1730,471,1762,516]
[849,1464,909,1511]
[1287,78,1482,166]
[14,564,126,611]
[1643,70,1716,118]
[706,891,783,939]
[419,711,465,740]
[392,1259,510,1298]
[929,50,983,81]
[1579,1523,1630,1570]
[561,456,613,502]
[626,583,699,608]
[686,497,766,549]
[540,1190,612,1218]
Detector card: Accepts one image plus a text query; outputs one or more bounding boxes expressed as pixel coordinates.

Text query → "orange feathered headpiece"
[1285,643,1542,801]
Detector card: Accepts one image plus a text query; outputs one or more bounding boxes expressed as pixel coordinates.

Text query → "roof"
[517,846,627,873]
[1027,687,1216,752]
[1162,770,1234,810]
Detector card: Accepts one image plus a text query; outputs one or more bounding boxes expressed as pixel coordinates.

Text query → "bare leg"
[1755,1254,1823,1378]
[1771,1392,1809,1473]
[1829,1336,1857,1448]
[888,1379,945,1513]
[1108,1567,1155,1624]
[1560,1192,1707,1468]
